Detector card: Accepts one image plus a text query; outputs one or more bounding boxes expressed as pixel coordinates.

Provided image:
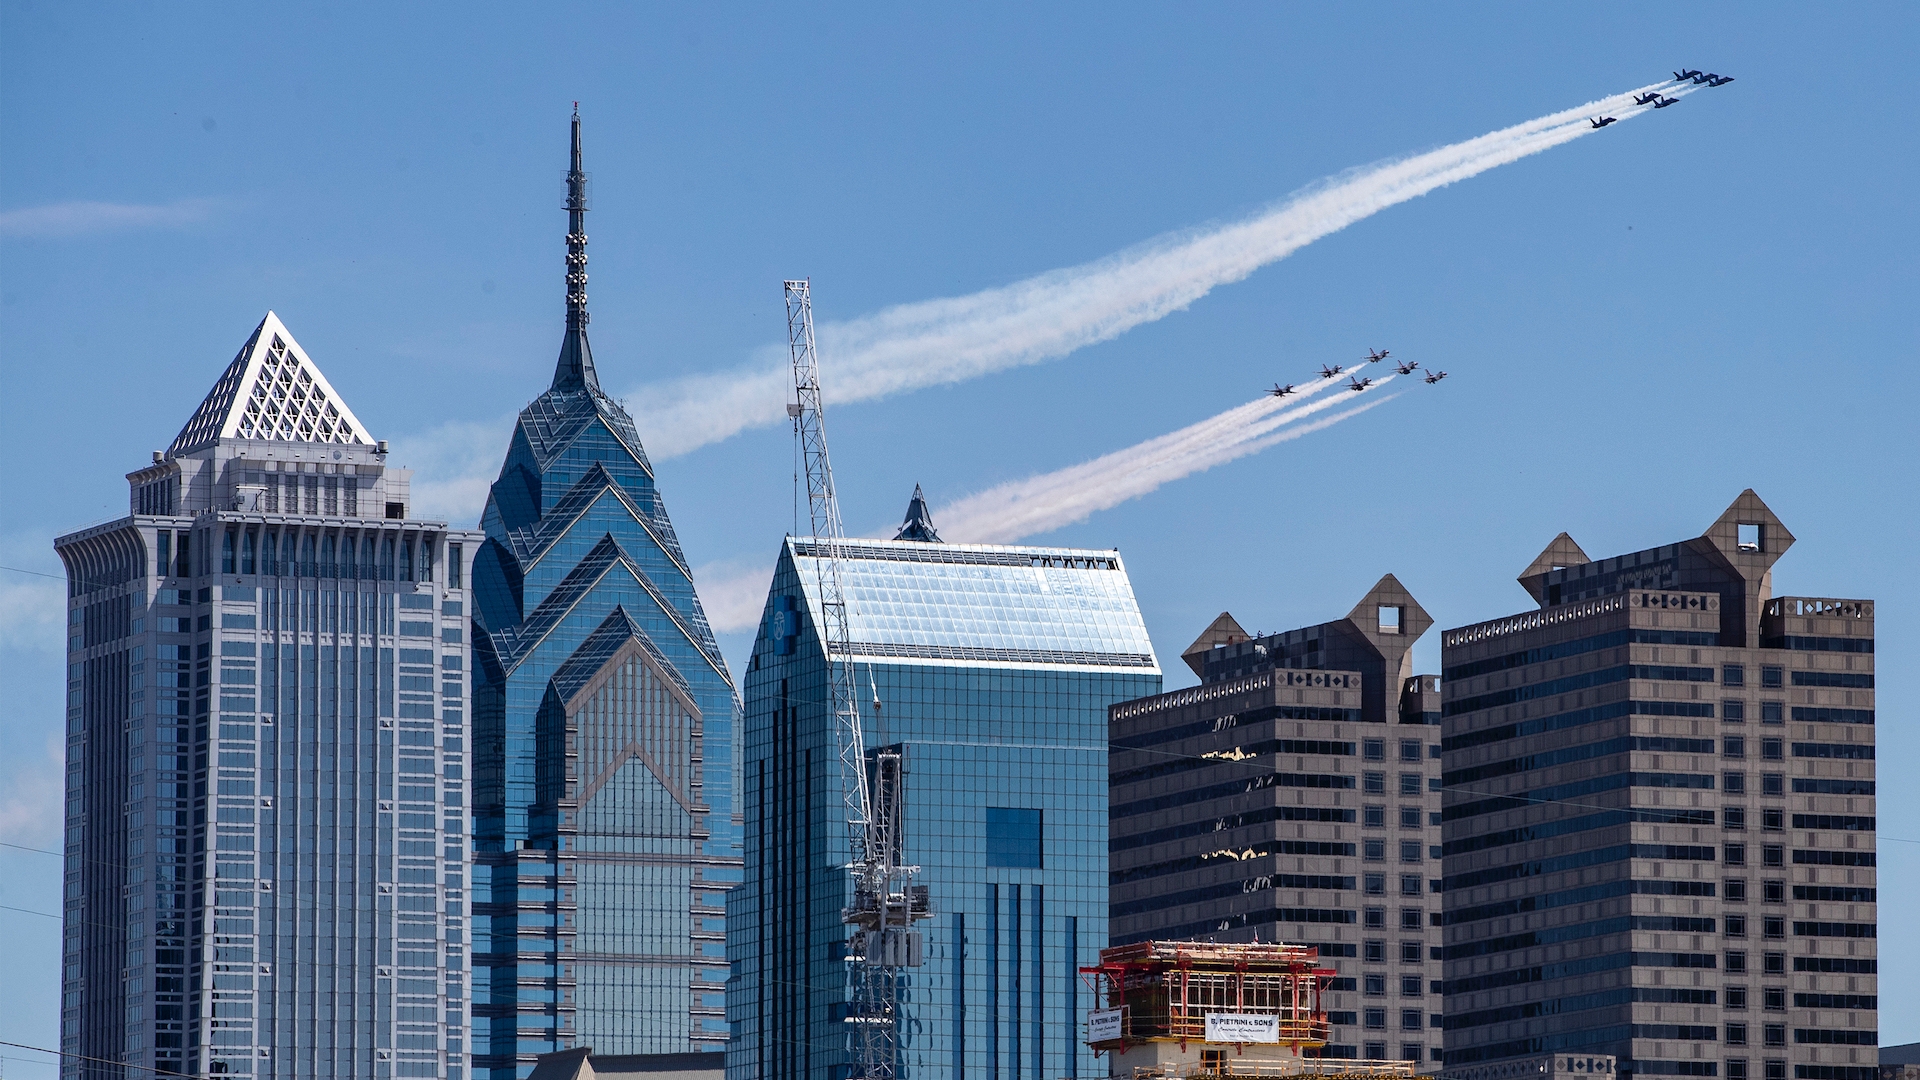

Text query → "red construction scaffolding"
[1081,940,1337,1051]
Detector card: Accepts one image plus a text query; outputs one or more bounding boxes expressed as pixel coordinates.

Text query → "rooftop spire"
[553,102,600,393]
[893,484,943,542]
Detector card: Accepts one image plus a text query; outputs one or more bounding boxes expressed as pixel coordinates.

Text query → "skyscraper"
[468,109,740,1076]
[1439,491,1876,1080]
[726,494,1162,1080]
[58,311,481,1080]
[1106,575,1446,1066]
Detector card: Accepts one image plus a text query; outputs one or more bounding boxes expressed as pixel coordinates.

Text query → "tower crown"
[553,103,599,393]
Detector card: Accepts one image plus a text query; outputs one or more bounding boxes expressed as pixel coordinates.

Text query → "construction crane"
[784,279,931,1080]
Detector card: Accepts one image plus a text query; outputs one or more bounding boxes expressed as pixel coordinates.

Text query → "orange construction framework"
[1081,940,1337,1053]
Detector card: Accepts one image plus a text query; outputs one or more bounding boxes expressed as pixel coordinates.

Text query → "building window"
[1400,909,1422,931]
[1727,1024,1748,1047]
[1364,941,1385,963]
[241,530,256,575]
[1365,1042,1388,1060]
[1762,845,1783,868]
[1364,1009,1386,1030]
[1728,1061,1749,1080]
[1364,773,1386,794]
[1761,880,1784,903]
[1378,605,1402,634]
[1725,915,1747,938]
[1365,840,1385,862]
[985,808,1042,868]
[1725,844,1746,867]
[222,529,236,574]
[1400,1009,1422,1032]
[1760,702,1783,724]
[1399,774,1421,796]
[1399,806,1422,829]
[1400,875,1422,897]
[1738,523,1763,552]
[1724,772,1747,795]
[1365,908,1386,929]
[1762,953,1785,976]
[1762,988,1785,1011]
[1364,974,1385,996]
[1400,975,1422,997]
[1724,736,1746,759]
[1725,807,1746,831]
[1763,1025,1785,1048]
[1760,738,1783,761]
[1765,1061,1786,1080]
[1726,986,1748,1010]
[1724,700,1746,723]
[1400,942,1423,963]
[1399,841,1422,863]
[1761,666,1783,688]
[1364,738,1386,761]
[1724,664,1746,688]
[1365,806,1386,828]
[1761,809,1783,831]
[1725,879,1748,902]
[1761,774,1784,796]
[1726,951,1748,974]
[1762,917,1784,939]
[1365,874,1386,896]
[1399,739,1422,763]
[448,544,463,589]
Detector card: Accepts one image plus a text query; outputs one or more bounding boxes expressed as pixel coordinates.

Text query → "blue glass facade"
[727,537,1161,1080]
[469,344,739,1074]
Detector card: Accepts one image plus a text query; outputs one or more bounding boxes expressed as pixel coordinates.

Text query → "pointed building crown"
[166,311,373,457]
[553,103,599,393]
[893,484,943,542]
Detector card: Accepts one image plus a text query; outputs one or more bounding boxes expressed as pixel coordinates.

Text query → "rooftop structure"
[469,109,739,1075]
[58,312,480,1080]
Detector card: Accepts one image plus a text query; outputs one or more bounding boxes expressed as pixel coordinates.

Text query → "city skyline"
[4,5,1917,1074]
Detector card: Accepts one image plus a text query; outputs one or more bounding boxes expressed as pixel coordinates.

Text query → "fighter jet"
[1365,348,1390,363]
[1270,383,1296,398]
[1319,364,1344,379]
[1347,375,1373,392]
[1590,116,1617,129]
[1424,370,1448,384]
[1653,96,1681,109]
[1674,69,1703,81]
[1706,74,1735,86]
[1634,93,1663,106]
[1395,359,1420,374]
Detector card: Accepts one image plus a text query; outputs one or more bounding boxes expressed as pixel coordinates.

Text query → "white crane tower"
[784,279,931,1080]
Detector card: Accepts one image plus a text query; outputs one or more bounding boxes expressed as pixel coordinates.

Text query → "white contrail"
[635,80,1681,459]
[939,377,1400,543]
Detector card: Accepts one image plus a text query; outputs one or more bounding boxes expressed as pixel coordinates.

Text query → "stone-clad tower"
[57,312,481,1080]
[468,108,740,1076]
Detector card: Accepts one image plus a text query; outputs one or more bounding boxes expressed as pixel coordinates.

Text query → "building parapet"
[1766,596,1872,620]
[1440,1054,1616,1080]
[1441,591,1724,649]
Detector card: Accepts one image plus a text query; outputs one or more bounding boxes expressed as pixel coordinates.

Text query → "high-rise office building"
[1438,491,1876,1080]
[469,110,740,1075]
[1107,575,1446,1066]
[726,495,1162,1080]
[58,311,481,1080]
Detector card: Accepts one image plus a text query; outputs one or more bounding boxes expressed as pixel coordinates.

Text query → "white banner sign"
[1205,1011,1280,1043]
[1087,1007,1123,1041]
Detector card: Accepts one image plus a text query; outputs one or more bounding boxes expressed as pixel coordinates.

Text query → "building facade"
[469,110,740,1076]
[726,502,1162,1080]
[58,312,481,1080]
[1438,492,1876,1080]
[1107,575,1447,1066]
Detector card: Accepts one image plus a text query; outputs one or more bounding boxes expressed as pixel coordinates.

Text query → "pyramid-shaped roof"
[893,484,942,542]
[167,311,374,456]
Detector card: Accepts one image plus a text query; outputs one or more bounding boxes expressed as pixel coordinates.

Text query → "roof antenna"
[552,102,600,393]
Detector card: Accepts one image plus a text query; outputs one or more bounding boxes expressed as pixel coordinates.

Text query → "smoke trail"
[636,80,1679,459]
[938,379,1399,543]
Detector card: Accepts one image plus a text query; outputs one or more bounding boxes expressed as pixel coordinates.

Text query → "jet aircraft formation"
[1589,67,1735,128]
[1277,348,1447,396]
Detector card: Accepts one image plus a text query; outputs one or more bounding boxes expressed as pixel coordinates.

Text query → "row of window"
[1362,907,1429,931]
[1361,738,1437,762]
[1363,806,1440,828]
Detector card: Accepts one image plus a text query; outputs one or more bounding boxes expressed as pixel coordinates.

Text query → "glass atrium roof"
[789,538,1158,670]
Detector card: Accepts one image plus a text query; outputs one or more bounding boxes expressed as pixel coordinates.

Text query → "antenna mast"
[784,279,929,1080]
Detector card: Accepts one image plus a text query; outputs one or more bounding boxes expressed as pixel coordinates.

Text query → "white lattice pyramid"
[167,311,374,456]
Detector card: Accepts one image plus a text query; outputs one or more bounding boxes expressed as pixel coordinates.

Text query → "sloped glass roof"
[168,311,373,455]
[789,538,1158,670]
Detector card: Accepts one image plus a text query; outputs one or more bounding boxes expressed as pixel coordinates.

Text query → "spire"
[553,102,600,393]
[893,484,943,542]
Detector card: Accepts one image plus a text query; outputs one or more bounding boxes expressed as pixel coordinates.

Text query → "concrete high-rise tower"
[57,312,482,1080]
[1439,492,1876,1080]
[467,108,740,1076]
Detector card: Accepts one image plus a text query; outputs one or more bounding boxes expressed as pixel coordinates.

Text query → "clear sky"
[3,2,1915,1068]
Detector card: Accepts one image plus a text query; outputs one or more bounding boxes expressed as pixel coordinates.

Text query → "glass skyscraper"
[726,498,1162,1080]
[468,110,740,1076]
[57,311,481,1080]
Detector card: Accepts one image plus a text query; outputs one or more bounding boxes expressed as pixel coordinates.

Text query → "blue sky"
[3,2,1916,1067]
